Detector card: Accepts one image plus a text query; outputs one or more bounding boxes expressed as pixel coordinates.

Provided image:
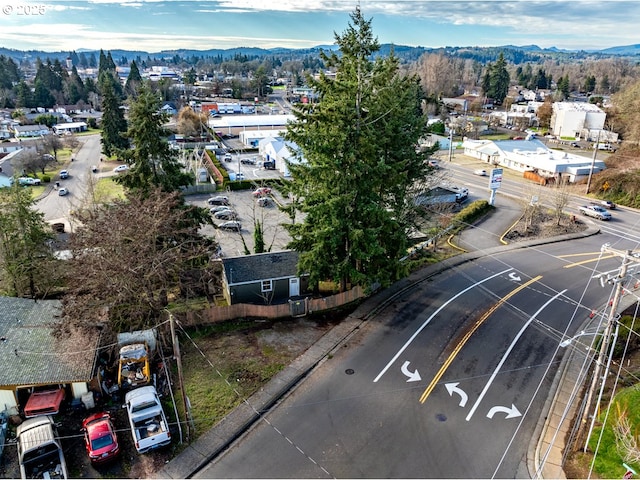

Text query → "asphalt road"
[193,213,633,478]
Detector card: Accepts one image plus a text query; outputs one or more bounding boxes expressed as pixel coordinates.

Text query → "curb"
[155,221,602,479]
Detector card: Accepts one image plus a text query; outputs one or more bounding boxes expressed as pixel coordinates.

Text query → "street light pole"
[448,128,454,162]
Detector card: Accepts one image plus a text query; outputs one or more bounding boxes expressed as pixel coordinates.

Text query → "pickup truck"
[124,386,171,453]
[117,342,151,389]
[17,416,68,479]
[17,177,41,186]
[579,205,612,220]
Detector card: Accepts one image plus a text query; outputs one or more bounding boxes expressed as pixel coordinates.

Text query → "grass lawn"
[587,385,640,477]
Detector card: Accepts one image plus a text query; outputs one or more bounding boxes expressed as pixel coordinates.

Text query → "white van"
[594,143,615,151]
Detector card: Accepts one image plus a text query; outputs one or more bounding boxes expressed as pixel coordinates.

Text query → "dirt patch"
[503,211,588,241]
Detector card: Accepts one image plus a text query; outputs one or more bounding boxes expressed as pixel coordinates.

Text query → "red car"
[82,412,120,464]
[252,187,272,197]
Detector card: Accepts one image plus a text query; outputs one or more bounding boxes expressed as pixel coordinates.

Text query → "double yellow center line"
[419,275,543,404]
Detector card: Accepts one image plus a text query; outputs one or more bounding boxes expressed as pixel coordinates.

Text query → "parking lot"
[188,187,295,257]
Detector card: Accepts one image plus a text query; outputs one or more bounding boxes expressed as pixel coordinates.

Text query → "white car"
[113,164,129,172]
[474,169,487,176]
[59,170,69,179]
[58,187,69,196]
[579,205,611,220]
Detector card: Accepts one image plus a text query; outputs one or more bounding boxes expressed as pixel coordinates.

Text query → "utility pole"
[585,130,601,195]
[579,246,633,451]
[169,312,192,441]
[448,128,454,162]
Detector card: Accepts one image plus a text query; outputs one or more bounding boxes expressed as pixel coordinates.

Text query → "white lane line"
[464,289,567,421]
[373,267,514,383]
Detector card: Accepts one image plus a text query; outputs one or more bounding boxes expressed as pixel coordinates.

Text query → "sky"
[1,0,639,54]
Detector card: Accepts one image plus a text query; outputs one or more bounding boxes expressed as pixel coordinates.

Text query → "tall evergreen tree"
[283,7,432,292]
[124,60,143,98]
[482,52,510,104]
[35,84,56,109]
[116,83,193,195]
[0,183,57,298]
[14,80,33,108]
[100,74,128,156]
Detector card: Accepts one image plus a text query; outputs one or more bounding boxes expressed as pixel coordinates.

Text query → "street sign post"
[488,168,503,206]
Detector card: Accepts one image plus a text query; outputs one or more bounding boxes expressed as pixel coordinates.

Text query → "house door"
[289,277,300,297]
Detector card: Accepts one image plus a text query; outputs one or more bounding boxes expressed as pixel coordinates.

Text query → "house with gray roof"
[13,124,50,138]
[0,297,101,415]
[220,250,307,305]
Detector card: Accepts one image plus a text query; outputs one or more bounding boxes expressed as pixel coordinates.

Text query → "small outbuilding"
[221,250,307,305]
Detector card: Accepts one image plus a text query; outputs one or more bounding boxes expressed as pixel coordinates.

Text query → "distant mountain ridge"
[1,42,639,66]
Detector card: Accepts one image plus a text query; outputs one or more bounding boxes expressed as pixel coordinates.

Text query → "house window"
[261,280,273,292]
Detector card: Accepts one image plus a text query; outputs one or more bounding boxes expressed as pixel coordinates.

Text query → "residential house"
[52,121,88,135]
[160,102,178,116]
[220,250,307,305]
[0,118,20,140]
[13,124,50,139]
[0,297,100,415]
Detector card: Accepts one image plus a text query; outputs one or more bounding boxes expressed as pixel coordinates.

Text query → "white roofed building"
[463,138,606,183]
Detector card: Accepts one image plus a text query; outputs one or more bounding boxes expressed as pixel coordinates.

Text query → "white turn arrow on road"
[401,361,421,382]
[445,382,468,407]
[487,404,522,419]
[508,272,521,282]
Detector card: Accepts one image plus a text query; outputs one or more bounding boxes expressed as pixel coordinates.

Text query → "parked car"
[59,170,69,179]
[18,177,41,186]
[207,195,229,206]
[213,209,237,220]
[113,164,129,172]
[257,197,271,207]
[592,200,616,210]
[241,157,257,165]
[474,169,487,176]
[449,186,468,202]
[263,161,276,170]
[252,187,272,197]
[23,386,65,418]
[17,416,68,479]
[231,172,245,181]
[570,142,580,148]
[218,221,242,232]
[58,187,69,196]
[82,412,120,464]
[210,205,232,214]
[579,205,612,220]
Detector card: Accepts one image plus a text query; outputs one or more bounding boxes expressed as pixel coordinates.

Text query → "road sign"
[489,168,503,189]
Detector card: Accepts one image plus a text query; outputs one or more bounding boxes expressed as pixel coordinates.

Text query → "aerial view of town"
[2,1,640,478]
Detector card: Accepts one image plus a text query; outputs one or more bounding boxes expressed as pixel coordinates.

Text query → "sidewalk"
[155,205,601,479]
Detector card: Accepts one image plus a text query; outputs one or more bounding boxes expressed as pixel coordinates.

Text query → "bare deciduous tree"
[547,177,572,226]
[63,189,219,333]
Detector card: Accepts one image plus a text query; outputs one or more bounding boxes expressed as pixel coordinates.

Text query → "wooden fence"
[178,286,365,327]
